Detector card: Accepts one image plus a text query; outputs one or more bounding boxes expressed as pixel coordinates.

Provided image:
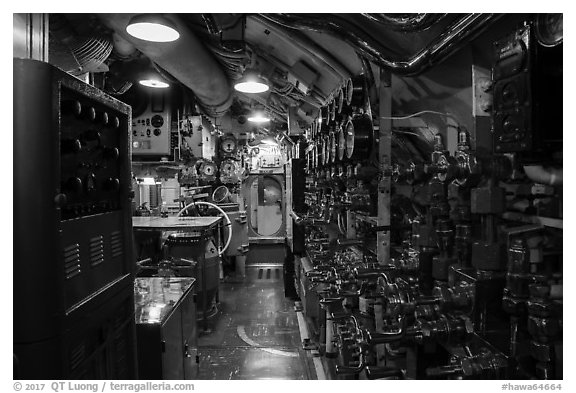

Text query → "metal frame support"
[377,69,392,264]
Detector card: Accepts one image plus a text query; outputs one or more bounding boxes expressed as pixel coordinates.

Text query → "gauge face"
[221,160,236,176]
[221,136,237,153]
[337,125,345,161]
[337,88,344,113]
[151,114,164,128]
[203,164,215,176]
[330,133,336,163]
[535,13,563,47]
[345,120,355,159]
[346,79,353,105]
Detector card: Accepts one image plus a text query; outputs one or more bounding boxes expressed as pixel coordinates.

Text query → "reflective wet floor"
[196,265,316,380]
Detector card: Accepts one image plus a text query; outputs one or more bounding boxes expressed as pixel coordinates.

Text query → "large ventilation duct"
[259,13,500,76]
[99,13,232,117]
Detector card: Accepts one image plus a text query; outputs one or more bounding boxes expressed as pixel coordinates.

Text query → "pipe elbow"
[523,165,563,186]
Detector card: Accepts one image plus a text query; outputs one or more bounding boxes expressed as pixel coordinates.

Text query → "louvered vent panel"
[89,235,104,267]
[63,243,81,280]
[110,231,123,258]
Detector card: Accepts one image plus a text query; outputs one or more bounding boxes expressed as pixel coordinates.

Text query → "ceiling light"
[248,112,271,123]
[138,177,158,185]
[139,78,170,89]
[234,73,270,94]
[126,14,180,43]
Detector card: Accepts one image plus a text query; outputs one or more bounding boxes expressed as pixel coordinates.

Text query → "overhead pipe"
[523,165,563,186]
[360,13,448,32]
[99,13,233,117]
[252,15,352,82]
[260,13,501,76]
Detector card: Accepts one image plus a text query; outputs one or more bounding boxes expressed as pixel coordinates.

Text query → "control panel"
[59,87,127,220]
[131,92,171,156]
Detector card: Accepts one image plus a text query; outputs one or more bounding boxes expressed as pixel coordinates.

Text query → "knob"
[153,128,161,136]
[61,139,82,155]
[111,116,120,129]
[103,147,119,160]
[83,106,97,122]
[63,177,83,194]
[103,177,120,191]
[97,111,109,125]
[61,100,82,117]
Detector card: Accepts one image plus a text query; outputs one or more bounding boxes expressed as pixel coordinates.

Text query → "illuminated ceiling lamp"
[247,110,271,123]
[138,74,170,89]
[234,71,270,94]
[126,14,180,43]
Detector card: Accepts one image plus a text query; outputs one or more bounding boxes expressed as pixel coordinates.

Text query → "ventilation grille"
[63,243,81,280]
[69,342,86,370]
[110,231,123,258]
[89,235,104,267]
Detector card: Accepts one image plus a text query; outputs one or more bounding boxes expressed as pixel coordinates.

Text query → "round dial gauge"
[330,133,337,163]
[345,119,355,159]
[202,163,215,176]
[151,115,164,128]
[220,136,238,154]
[337,125,345,161]
[535,13,563,47]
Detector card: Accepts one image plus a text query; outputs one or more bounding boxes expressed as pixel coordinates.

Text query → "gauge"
[330,132,337,163]
[220,135,238,154]
[151,114,164,128]
[346,78,353,105]
[203,164,215,176]
[345,119,355,159]
[337,87,344,113]
[535,13,563,47]
[220,159,238,176]
[337,124,346,161]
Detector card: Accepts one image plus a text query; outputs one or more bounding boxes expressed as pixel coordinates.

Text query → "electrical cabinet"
[134,277,198,380]
[13,58,136,379]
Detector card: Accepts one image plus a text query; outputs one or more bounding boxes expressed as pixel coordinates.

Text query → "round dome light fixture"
[234,73,270,94]
[126,14,180,43]
[138,78,170,89]
[247,112,271,123]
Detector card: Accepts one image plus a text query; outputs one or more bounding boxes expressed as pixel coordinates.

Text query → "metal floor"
[196,265,316,380]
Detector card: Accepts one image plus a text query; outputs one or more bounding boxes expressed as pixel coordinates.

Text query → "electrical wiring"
[380,110,461,126]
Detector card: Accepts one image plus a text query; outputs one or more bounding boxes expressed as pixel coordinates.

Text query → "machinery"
[14,12,562,382]
[289,18,563,381]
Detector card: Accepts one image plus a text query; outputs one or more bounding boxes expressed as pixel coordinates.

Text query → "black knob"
[104,177,120,191]
[61,139,82,155]
[112,116,120,129]
[61,100,82,117]
[153,128,161,136]
[97,111,109,125]
[103,147,119,160]
[83,106,96,122]
[63,177,83,194]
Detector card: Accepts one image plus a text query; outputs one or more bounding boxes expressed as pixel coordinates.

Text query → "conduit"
[260,13,500,76]
[99,13,232,117]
